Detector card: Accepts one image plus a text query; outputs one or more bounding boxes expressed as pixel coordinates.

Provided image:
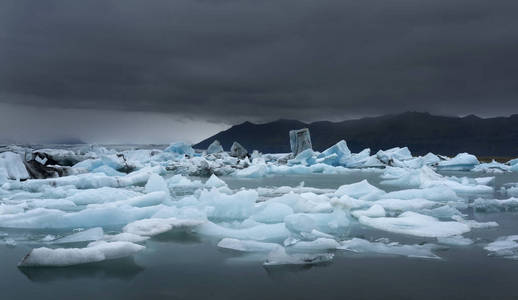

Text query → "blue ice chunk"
[164,142,195,156]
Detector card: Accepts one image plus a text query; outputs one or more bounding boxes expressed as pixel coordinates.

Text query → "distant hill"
[194,112,518,156]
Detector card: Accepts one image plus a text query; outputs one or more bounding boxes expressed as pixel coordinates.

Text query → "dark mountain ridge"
[194,112,518,156]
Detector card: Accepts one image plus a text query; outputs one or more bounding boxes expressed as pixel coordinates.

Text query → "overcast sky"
[1,0,517,143]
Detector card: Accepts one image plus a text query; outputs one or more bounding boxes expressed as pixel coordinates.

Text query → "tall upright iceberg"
[289,128,312,157]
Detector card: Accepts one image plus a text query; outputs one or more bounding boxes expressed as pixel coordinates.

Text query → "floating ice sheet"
[19,241,145,267]
[217,238,281,252]
[359,212,470,237]
[264,247,334,266]
[338,238,439,259]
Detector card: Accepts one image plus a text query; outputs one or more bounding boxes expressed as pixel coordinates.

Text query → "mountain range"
[194,112,518,156]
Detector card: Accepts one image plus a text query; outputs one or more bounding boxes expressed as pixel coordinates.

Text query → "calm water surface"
[2,171,518,300]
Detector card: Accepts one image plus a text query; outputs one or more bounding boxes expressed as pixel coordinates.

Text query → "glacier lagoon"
[1,142,518,299]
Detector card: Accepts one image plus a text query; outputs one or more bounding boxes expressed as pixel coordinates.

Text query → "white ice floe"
[334,180,385,200]
[204,174,227,188]
[437,153,480,171]
[144,173,170,197]
[472,197,518,211]
[65,187,141,205]
[0,205,163,228]
[19,241,145,267]
[53,227,104,244]
[103,232,149,243]
[351,204,386,218]
[123,217,204,236]
[372,198,437,211]
[201,189,258,220]
[437,235,473,246]
[451,215,498,229]
[0,152,29,181]
[1,141,515,269]
[472,160,510,173]
[359,212,470,237]
[484,235,518,259]
[207,140,224,155]
[196,221,290,241]
[164,142,195,157]
[381,166,493,196]
[316,140,351,166]
[287,238,340,251]
[217,238,281,252]
[252,202,294,223]
[264,247,334,266]
[3,166,164,192]
[284,211,349,237]
[338,238,439,259]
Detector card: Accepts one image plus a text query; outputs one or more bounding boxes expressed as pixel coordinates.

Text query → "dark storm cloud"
[1,0,518,123]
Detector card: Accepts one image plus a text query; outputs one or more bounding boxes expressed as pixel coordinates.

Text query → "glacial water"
[2,171,518,299]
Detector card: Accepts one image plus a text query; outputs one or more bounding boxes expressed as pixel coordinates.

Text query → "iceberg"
[316,140,351,166]
[123,217,204,236]
[0,205,163,229]
[196,221,290,241]
[144,173,170,197]
[66,187,141,205]
[437,235,473,246]
[338,238,439,259]
[18,241,145,267]
[164,142,195,157]
[380,187,462,203]
[103,232,149,243]
[287,149,317,166]
[32,149,81,166]
[53,227,104,244]
[472,197,518,212]
[217,238,281,252]
[376,147,413,164]
[343,149,371,168]
[0,152,29,181]
[289,128,313,157]
[451,215,498,229]
[201,189,258,220]
[204,174,227,188]
[4,140,517,269]
[287,238,340,251]
[230,142,248,159]
[252,202,294,223]
[472,160,510,173]
[485,235,518,258]
[264,247,333,266]
[91,165,126,177]
[372,198,437,211]
[359,211,470,237]
[437,153,480,171]
[284,211,349,236]
[334,180,385,200]
[207,140,224,154]
[351,204,386,218]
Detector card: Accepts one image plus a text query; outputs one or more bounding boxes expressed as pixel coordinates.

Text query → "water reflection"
[19,257,144,282]
[263,261,332,279]
[151,230,202,244]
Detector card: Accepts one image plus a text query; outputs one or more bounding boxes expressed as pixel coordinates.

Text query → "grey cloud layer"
[1,0,517,123]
